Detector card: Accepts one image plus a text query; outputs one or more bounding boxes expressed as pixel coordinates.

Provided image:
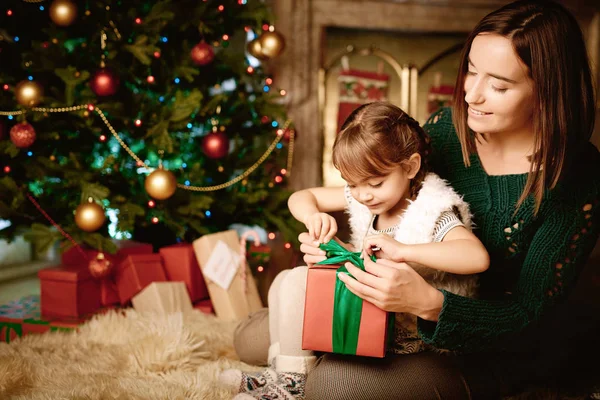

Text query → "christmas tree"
[0,0,301,255]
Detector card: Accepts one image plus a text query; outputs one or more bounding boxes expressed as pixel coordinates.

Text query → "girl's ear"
[404,153,421,179]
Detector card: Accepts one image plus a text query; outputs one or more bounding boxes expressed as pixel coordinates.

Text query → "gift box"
[193,298,214,315]
[192,230,263,321]
[159,243,209,302]
[115,253,167,305]
[38,265,102,319]
[61,240,153,306]
[131,282,193,315]
[0,295,93,343]
[301,241,392,358]
[61,240,153,266]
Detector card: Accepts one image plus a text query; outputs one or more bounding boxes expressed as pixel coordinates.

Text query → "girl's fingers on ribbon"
[313,219,322,242]
[324,219,338,244]
[319,217,329,243]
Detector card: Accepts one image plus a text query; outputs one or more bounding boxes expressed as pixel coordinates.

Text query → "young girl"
[219,101,489,399]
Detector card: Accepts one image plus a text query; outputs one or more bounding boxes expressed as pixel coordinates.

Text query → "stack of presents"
[1,230,391,359]
[1,230,267,344]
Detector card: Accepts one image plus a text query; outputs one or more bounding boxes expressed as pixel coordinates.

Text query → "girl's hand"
[298,232,327,267]
[304,212,338,244]
[337,256,444,321]
[363,234,413,263]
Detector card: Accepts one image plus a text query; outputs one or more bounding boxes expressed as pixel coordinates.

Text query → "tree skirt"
[0,308,261,399]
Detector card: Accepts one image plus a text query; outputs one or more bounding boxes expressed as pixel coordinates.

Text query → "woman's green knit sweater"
[417,108,600,353]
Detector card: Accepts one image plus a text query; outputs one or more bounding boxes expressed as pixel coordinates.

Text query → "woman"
[234,0,600,398]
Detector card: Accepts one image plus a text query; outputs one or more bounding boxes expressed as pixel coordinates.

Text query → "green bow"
[316,240,377,355]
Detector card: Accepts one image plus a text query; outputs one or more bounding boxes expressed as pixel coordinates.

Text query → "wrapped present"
[193,298,214,315]
[131,282,193,315]
[192,230,263,321]
[0,295,93,343]
[115,253,167,305]
[38,266,102,319]
[61,240,153,266]
[302,241,393,358]
[61,240,153,306]
[159,243,209,302]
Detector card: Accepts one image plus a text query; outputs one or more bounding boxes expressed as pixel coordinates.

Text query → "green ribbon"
[0,322,22,344]
[316,241,377,355]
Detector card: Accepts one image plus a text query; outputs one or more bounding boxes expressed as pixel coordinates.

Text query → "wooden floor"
[0,274,40,305]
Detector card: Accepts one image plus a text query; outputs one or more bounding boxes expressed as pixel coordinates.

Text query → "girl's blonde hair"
[332,101,431,197]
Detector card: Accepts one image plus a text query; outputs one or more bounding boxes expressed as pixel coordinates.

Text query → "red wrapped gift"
[61,240,153,306]
[115,254,167,305]
[61,240,153,266]
[193,298,214,315]
[159,243,209,302]
[38,266,102,319]
[302,264,391,358]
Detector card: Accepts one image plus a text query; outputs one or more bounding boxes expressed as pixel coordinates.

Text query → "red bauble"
[88,253,113,279]
[282,128,296,142]
[190,41,215,66]
[90,68,120,96]
[10,122,36,148]
[202,131,229,159]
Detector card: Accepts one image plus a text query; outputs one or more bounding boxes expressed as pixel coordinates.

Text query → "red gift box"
[302,265,391,358]
[61,240,153,306]
[193,298,214,315]
[159,243,209,302]
[115,254,167,305]
[0,295,117,343]
[61,240,153,266]
[38,266,102,319]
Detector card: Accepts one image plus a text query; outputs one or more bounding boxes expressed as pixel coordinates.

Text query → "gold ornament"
[145,166,177,200]
[259,31,286,59]
[75,197,106,232]
[247,39,268,60]
[15,81,43,107]
[49,0,78,27]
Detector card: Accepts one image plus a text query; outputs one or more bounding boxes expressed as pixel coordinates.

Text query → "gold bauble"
[15,81,43,107]
[75,198,106,232]
[49,0,78,27]
[247,39,268,60]
[145,167,177,200]
[259,31,286,59]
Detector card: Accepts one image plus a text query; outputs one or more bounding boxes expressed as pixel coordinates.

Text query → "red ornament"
[282,128,296,142]
[88,252,113,279]
[202,131,229,159]
[190,41,215,66]
[10,122,36,148]
[90,68,119,96]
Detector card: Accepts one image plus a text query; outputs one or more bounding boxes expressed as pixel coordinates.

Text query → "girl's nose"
[360,190,373,202]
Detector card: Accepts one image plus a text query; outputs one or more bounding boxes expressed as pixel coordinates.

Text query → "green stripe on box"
[0,322,22,343]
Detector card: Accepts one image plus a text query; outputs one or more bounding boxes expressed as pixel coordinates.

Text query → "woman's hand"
[337,255,444,321]
[303,212,338,244]
[363,234,413,263]
[298,231,327,266]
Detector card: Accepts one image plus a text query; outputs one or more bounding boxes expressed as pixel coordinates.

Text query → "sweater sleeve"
[417,186,600,353]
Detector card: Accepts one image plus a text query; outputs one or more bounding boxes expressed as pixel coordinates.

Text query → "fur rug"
[0,308,261,399]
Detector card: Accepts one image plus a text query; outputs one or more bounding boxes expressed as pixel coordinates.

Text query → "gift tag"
[202,240,240,290]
